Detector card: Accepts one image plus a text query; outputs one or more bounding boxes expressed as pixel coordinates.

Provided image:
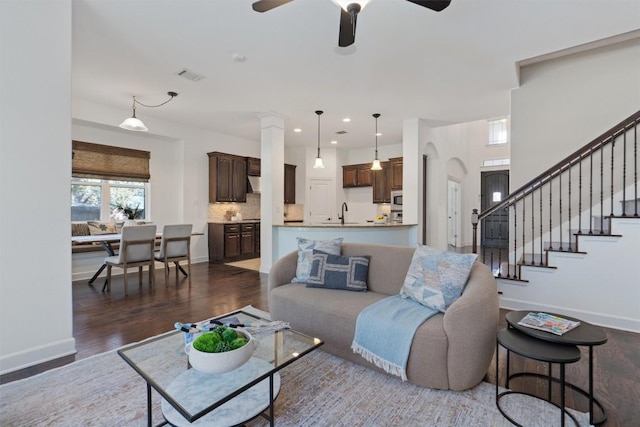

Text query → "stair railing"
[472,110,640,279]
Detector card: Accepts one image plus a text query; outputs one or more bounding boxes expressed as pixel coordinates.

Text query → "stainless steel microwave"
[391,191,403,210]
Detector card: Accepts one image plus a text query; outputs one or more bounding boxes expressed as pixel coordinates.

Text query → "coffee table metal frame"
[496,328,581,427]
[118,310,324,427]
[505,310,608,425]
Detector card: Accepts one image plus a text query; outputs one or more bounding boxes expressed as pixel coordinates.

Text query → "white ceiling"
[72,0,640,149]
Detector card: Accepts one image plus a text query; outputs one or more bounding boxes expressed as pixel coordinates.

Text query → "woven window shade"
[72,140,150,182]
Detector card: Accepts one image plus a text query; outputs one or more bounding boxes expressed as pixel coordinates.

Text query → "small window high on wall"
[71,141,150,221]
[488,118,508,145]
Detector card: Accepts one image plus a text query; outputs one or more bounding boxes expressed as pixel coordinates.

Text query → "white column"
[0,0,76,373]
[402,119,430,246]
[258,112,286,273]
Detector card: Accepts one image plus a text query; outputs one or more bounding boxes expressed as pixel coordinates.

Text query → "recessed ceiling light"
[294,128,302,133]
[342,118,351,122]
[331,140,338,145]
[376,132,382,136]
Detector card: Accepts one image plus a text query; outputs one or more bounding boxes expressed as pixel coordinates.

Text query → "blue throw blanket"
[351,295,438,381]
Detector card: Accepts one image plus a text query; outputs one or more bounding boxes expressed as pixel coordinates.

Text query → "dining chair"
[104,224,157,295]
[155,224,192,284]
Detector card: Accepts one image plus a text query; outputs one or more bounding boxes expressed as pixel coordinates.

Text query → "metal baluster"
[611,133,615,216]
[539,184,543,265]
[522,194,526,265]
[568,160,573,252]
[511,204,516,279]
[600,140,604,234]
[531,190,535,263]
[559,168,563,251]
[578,155,583,233]
[589,148,594,234]
[497,214,503,277]
[623,125,627,216]
[635,120,638,217]
[549,175,553,250]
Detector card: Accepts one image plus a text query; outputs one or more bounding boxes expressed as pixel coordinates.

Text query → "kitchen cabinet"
[208,221,260,262]
[247,157,260,176]
[390,157,403,190]
[342,163,373,187]
[372,161,392,203]
[284,163,296,204]
[208,152,247,203]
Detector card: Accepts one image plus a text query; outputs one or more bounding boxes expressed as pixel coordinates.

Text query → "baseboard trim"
[0,337,77,376]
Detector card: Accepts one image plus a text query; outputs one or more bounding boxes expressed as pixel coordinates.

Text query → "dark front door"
[481,171,509,248]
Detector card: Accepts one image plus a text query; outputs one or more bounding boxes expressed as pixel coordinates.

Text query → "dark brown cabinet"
[208,152,247,203]
[284,163,296,204]
[247,157,260,176]
[342,164,373,187]
[208,221,260,262]
[372,161,392,203]
[390,157,403,191]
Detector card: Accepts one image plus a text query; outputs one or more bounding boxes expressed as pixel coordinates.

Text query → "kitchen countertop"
[274,222,412,228]
[208,219,260,224]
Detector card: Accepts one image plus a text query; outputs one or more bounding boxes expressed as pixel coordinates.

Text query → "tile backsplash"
[208,194,261,222]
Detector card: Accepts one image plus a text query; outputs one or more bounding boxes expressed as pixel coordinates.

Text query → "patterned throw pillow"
[87,221,117,235]
[399,244,477,312]
[71,222,90,236]
[306,251,370,292]
[291,237,343,283]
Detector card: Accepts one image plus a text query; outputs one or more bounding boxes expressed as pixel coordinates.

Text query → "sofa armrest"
[267,250,298,293]
[442,262,499,390]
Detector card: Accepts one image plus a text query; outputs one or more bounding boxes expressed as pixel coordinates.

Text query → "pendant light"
[313,110,325,169]
[371,113,382,170]
[119,91,178,132]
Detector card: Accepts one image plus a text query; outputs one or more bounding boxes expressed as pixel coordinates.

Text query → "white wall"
[0,1,76,374]
[511,37,640,190]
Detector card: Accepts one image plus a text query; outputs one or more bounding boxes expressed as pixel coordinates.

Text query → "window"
[71,178,148,221]
[488,118,508,145]
[71,141,151,221]
[483,158,511,167]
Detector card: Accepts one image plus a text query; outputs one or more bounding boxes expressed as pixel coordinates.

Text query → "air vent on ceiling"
[336,130,348,134]
[175,68,206,82]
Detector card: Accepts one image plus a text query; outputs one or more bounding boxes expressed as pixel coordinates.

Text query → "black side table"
[496,328,581,427]
[506,310,608,425]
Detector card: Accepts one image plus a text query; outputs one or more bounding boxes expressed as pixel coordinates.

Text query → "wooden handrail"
[477,110,640,220]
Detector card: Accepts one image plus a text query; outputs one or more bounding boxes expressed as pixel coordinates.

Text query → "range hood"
[247,175,261,193]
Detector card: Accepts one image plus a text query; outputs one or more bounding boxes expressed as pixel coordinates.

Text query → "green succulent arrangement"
[115,203,143,220]
[193,326,249,353]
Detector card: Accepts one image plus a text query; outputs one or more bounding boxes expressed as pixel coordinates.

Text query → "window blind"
[72,140,150,182]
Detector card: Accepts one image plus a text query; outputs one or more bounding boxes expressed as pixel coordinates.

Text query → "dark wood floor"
[3,262,638,426]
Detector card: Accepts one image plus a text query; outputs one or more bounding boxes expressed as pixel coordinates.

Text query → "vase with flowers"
[115,203,143,226]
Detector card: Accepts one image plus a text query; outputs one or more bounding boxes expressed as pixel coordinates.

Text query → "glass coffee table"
[118,310,323,427]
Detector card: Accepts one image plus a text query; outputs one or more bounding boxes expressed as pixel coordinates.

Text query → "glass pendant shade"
[313,110,325,168]
[371,158,382,170]
[119,116,148,132]
[314,157,325,169]
[371,113,382,170]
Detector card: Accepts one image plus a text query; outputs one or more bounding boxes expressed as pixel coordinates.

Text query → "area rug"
[225,258,261,272]
[0,306,591,427]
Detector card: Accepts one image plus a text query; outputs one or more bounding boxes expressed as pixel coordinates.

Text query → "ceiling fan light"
[119,116,148,132]
[371,159,382,170]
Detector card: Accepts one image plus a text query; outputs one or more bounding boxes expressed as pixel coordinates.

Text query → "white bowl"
[187,329,255,374]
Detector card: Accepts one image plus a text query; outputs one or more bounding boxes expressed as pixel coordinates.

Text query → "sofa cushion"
[71,222,90,237]
[87,221,117,235]
[291,237,343,283]
[399,244,477,312]
[306,251,370,292]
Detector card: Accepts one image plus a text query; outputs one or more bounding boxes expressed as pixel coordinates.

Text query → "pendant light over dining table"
[371,113,383,170]
[119,91,178,132]
[313,110,325,169]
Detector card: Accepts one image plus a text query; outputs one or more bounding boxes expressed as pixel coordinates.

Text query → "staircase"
[473,110,640,332]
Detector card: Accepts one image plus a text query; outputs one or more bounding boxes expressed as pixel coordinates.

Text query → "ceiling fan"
[252,0,452,47]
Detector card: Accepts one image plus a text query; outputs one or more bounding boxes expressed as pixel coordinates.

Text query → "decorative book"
[517,312,580,335]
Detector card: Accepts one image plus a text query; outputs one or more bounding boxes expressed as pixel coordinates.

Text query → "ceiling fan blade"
[252,0,294,13]
[338,8,357,47]
[405,0,452,12]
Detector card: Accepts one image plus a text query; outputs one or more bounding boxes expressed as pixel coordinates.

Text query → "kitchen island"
[272,222,418,261]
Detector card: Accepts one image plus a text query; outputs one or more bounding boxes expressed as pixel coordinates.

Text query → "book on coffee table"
[517,312,580,335]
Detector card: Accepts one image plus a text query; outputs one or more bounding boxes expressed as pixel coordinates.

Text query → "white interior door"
[307,178,334,224]
[447,179,461,247]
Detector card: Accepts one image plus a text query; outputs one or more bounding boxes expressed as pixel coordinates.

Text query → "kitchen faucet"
[339,202,348,225]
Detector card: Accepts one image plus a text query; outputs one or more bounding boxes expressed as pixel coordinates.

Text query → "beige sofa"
[268,242,499,391]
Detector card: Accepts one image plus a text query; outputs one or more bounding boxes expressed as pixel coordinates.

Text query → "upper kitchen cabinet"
[208,152,247,203]
[247,157,260,176]
[389,157,403,190]
[284,163,296,204]
[372,161,391,203]
[342,163,373,187]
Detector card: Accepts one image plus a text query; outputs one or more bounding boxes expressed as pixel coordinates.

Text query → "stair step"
[544,241,581,252]
[620,198,640,216]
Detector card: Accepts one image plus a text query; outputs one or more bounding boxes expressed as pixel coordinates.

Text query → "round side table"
[496,328,581,427]
[506,311,608,425]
